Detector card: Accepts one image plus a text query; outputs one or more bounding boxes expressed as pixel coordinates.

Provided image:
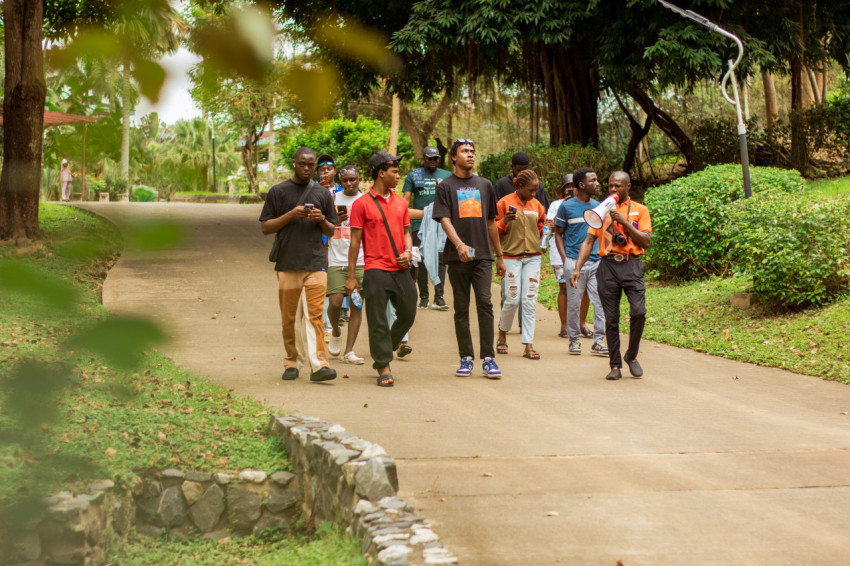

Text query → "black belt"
[603,253,642,263]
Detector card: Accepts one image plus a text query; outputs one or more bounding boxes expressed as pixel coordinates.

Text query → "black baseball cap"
[561,174,574,188]
[317,154,335,167]
[368,150,403,173]
[423,146,440,158]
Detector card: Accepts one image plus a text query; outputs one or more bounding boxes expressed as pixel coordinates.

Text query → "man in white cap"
[60,158,73,202]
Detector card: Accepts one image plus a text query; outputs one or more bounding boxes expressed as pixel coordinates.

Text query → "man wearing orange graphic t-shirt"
[570,171,652,381]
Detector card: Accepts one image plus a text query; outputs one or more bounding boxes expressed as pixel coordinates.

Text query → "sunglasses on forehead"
[453,138,474,145]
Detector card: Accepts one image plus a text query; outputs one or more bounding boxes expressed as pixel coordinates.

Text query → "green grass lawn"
[535,254,850,383]
[107,523,365,565]
[0,204,363,563]
[808,175,850,197]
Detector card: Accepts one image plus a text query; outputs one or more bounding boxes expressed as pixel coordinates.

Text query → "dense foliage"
[728,193,850,309]
[644,164,804,280]
[280,116,415,179]
[477,144,609,201]
[694,80,850,174]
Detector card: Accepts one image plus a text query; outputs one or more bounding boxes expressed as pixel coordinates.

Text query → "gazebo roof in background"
[0,110,100,127]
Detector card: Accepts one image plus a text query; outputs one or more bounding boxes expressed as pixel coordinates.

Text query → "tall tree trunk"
[121,59,132,185]
[613,91,652,175]
[242,141,257,193]
[790,56,808,174]
[805,66,821,105]
[398,89,453,158]
[0,0,45,242]
[539,43,598,147]
[388,94,400,155]
[266,119,275,185]
[627,87,695,173]
[802,64,818,107]
[762,69,779,128]
[81,123,88,201]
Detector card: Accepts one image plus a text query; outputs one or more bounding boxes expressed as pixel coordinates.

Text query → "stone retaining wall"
[131,468,299,539]
[268,413,458,565]
[2,414,457,566]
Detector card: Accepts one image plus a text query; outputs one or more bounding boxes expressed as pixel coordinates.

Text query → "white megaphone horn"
[583,194,620,229]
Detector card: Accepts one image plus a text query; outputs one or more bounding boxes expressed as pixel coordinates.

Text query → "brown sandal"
[496,342,508,355]
[377,373,394,387]
[522,350,541,360]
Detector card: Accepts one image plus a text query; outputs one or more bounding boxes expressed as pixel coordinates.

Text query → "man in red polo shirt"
[346,151,417,387]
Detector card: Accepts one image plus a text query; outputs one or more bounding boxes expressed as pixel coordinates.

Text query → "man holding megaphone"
[570,171,652,381]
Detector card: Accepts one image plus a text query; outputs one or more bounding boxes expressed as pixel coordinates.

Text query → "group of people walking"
[260,140,653,387]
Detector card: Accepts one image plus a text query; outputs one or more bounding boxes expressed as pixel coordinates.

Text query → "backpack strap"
[369,194,401,258]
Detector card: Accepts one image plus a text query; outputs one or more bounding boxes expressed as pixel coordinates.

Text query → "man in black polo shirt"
[260,146,338,383]
[433,139,506,379]
[493,152,550,209]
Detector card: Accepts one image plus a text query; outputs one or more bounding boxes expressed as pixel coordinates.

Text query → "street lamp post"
[658,0,752,198]
[210,118,217,192]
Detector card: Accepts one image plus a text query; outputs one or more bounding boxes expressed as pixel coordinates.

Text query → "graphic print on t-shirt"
[457,189,482,218]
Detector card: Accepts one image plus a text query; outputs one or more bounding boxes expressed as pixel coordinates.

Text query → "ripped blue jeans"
[498,255,541,344]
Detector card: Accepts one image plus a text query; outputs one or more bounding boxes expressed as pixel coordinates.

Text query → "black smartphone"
[304,203,314,209]
[508,205,517,214]
[337,205,347,215]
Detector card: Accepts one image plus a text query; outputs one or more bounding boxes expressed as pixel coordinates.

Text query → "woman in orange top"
[495,170,546,360]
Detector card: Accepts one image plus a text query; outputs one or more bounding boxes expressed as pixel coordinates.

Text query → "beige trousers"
[277,270,329,375]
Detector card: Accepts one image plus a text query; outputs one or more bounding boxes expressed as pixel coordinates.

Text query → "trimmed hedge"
[644,164,804,280]
[131,185,157,202]
[728,193,850,310]
[478,144,608,202]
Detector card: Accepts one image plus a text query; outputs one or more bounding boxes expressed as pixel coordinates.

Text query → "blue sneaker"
[482,357,502,379]
[455,356,474,377]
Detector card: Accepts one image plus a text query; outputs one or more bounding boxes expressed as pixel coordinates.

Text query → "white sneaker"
[328,331,342,357]
[342,351,364,365]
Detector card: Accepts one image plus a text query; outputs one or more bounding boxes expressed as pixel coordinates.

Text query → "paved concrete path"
[78,202,850,565]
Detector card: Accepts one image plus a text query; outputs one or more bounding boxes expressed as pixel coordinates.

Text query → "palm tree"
[111,0,184,183]
[161,118,240,192]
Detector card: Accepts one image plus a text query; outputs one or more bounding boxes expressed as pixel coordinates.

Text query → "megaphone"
[583,194,620,229]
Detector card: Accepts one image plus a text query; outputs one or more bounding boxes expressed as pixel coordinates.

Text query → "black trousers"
[412,233,446,301]
[362,268,418,370]
[596,255,647,369]
[447,259,495,359]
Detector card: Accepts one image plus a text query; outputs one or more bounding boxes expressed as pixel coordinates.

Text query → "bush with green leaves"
[477,144,608,201]
[728,193,850,310]
[280,116,415,180]
[87,177,106,197]
[131,185,157,202]
[104,176,129,201]
[644,164,804,280]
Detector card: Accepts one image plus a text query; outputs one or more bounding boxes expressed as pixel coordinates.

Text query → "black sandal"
[377,373,394,387]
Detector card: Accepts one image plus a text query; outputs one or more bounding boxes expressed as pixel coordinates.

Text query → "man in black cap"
[346,151,417,387]
[493,152,550,209]
[402,146,452,310]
